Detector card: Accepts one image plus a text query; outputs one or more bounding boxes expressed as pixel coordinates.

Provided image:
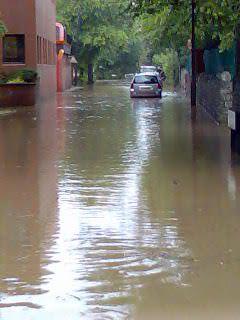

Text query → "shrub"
[0,69,39,84]
[20,69,38,83]
[0,20,7,38]
[7,69,38,83]
[7,77,24,84]
[0,72,7,84]
[153,49,179,87]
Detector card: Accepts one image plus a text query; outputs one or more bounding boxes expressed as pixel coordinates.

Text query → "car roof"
[140,65,156,68]
[135,72,159,76]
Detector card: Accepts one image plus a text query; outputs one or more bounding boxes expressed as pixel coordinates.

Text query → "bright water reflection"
[1,83,240,319]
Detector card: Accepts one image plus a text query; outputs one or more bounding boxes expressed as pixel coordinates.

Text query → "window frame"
[134,75,159,85]
[2,34,26,65]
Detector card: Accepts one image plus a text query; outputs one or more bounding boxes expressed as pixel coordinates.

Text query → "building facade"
[0,0,57,100]
[56,22,78,92]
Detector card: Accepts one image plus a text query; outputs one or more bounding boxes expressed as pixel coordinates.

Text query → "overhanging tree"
[131,0,240,106]
[57,0,131,83]
[130,0,239,50]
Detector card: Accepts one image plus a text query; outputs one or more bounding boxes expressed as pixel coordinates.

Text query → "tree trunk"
[88,63,94,84]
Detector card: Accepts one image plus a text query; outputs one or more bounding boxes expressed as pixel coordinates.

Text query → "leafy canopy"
[130,0,240,51]
[57,0,130,63]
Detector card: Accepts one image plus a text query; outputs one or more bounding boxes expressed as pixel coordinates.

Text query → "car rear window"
[134,75,158,84]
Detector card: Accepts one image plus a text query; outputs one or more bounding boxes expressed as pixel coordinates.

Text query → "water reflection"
[55,91,190,318]
[1,83,240,319]
[0,101,58,314]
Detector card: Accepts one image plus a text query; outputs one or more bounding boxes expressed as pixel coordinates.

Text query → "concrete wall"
[197,72,233,124]
[35,0,56,43]
[0,0,37,73]
[61,55,72,91]
[57,55,73,92]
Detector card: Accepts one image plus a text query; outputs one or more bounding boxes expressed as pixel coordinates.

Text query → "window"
[43,38,47,64]
[134,75,158,84]
[36,35,56,65]
[37,36,41,64]
[3,34,25,64]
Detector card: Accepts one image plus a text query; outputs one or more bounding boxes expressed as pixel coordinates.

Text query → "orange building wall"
[0,0,57,101]
[0,0,37,73]
[35,0,57,100]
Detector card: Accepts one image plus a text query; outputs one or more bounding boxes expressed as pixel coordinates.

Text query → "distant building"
[0,0,57,100]
[56,22,78,92]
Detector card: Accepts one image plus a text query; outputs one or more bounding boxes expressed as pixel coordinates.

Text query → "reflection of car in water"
[140,65,157,73]
[131,97,162,112]
[130,72,162,98]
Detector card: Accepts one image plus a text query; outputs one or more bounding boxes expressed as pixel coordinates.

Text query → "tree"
[57,0,131,83]
[130,0,240,51]
[131,0,240,107]
[96,39,142,79]
[153,49,179,87]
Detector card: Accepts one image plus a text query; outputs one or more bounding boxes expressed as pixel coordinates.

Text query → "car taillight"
[130,82,134,92]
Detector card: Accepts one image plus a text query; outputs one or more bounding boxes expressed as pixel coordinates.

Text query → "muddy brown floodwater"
[1,81,240,320]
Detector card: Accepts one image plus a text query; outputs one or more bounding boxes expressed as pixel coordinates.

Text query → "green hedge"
[0,70,38,84]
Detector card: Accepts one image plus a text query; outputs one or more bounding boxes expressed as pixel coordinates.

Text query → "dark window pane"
[3,35,25,64]
[134,75,158,84]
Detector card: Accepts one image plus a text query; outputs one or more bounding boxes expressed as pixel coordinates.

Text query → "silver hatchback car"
[130,73,162,98]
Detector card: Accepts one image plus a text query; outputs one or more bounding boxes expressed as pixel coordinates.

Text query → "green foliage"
[129,0,240,85]
[7,77,24,84]
[56,0,240,83]
[131,0,240,51]
[0,20,6,37]
[96,38,143,79]
[0,70,38,84]
[0,72,7,84]
[153,49,179,86]
[21,70,38,83]
[57,0,138,81]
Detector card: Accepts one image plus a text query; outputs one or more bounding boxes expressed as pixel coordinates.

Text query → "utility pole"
[191,0,197,116]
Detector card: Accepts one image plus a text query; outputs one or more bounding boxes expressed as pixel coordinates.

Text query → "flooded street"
[1,81,240,319]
